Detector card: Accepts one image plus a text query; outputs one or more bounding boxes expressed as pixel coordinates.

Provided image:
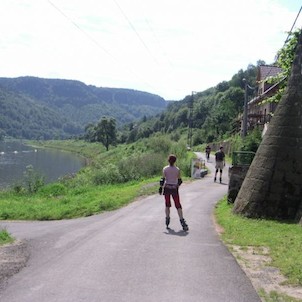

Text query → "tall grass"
[0,229,14,245]
[0,136,192,220]
[0,180,158,220]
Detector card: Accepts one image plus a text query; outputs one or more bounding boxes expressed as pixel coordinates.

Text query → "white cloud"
[0,0,301,100]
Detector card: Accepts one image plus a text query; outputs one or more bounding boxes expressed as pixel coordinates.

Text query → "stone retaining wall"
[227,165,250,203]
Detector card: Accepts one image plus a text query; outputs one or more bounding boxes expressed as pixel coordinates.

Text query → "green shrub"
[241,128,262,152]
[38,183,67,197]
[12,183,26,194]
[118,153,164,180]
[170,131,181,142]
[0,229,14,245]
[23,165,45,194]
[147,136,172,154]
[92,164,125,185]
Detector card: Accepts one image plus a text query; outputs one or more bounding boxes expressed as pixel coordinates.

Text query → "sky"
[0,1,301,100]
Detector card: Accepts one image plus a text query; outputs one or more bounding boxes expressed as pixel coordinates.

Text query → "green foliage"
[240,128,262,152]
[147,135,172,154]
[259,289,302,302]
[215,198,302,287]
[0,88,77,140]
[265,29,300,105]
[277,30,300,78]
[38,183,67,197]
[22,165,45,194]
[0,179,157,220]
[0,138,192,220]
[0,229,14,245]
[92,163,125,185]
[118,153,164,180]
[8,165,45,195]
[123,63,259,144]
[94,117,117,151]
[170,130,181,142]
[228,129,262,154]
[0,77,166,140]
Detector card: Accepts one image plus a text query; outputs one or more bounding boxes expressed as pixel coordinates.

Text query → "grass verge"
[215,197,302,301]
[0,179,158,221]
[0,229,14,246]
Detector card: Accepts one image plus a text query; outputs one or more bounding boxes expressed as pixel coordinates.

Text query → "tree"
[95,117,117,151]
[84,123,97,142]
[233,30,302,223]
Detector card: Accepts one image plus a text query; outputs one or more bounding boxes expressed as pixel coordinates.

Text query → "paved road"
[0,153,261,302]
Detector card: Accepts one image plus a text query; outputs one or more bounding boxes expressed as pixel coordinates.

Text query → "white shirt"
[163,165,180,185]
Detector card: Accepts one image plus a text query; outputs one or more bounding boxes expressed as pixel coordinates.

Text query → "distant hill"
[0,76,167,139]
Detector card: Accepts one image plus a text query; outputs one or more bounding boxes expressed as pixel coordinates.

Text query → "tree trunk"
[233,31,302,222]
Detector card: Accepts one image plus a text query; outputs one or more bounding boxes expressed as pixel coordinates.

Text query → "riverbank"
[0,139,171,220]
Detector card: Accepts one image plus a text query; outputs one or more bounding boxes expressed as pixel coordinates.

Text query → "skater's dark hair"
[168,154,177,164]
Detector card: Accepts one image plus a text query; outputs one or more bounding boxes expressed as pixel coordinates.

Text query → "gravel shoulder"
[229,245,302,301]
[213,216,302,301]
[0,240,29,291]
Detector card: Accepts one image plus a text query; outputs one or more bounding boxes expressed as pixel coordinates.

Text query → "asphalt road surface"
[0,153,261,302]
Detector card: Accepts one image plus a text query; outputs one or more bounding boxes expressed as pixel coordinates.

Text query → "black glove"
[159,187,163,195]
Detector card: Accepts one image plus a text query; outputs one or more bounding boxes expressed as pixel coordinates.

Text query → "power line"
[112,0,159,66]
[47,0,112,58]
[46,0,159,93]
[284,5,302,44]
[266,5,302,79]
[144,18,175,69]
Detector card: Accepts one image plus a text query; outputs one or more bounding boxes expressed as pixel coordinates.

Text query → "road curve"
[0,153,260,302]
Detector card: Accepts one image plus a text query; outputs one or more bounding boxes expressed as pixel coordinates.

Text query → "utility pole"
[241,79,255,137]
[242,78,248,137]
[187,91,196,149]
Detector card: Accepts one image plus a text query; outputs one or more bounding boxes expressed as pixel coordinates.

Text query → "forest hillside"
[0,76,167,139]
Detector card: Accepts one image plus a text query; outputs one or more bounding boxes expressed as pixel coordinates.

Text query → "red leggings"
[164,194,182,209]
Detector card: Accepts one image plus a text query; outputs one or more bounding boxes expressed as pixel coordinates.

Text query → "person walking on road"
[214,146,225,183]
[205,145,211,161]
[159,154,189,231]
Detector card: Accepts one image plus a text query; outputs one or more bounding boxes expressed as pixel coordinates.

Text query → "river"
[0,140,86,189]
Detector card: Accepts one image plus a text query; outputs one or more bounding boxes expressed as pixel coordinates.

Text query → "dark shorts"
[163,185,182,209]
[163,187,178,195]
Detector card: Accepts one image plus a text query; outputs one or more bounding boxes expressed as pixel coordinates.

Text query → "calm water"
[0,141,86,188]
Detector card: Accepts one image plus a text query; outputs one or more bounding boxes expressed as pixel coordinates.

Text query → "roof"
[257,65,283,82]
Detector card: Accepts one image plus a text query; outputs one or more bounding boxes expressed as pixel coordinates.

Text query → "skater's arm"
[177,170,182,186]
[159,177,165,187]
[159,177,165,195]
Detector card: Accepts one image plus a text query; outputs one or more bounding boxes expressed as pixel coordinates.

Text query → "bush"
[147,136,172,154]
[241,128,262,152]
[38,183,67,197]
[12,165,45,194]
[229,129,262,154]
[118,153,164,180]
[0,229,13,245]
[170,131,181,142]
[23,165,45,194]
[92,164,124,185]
